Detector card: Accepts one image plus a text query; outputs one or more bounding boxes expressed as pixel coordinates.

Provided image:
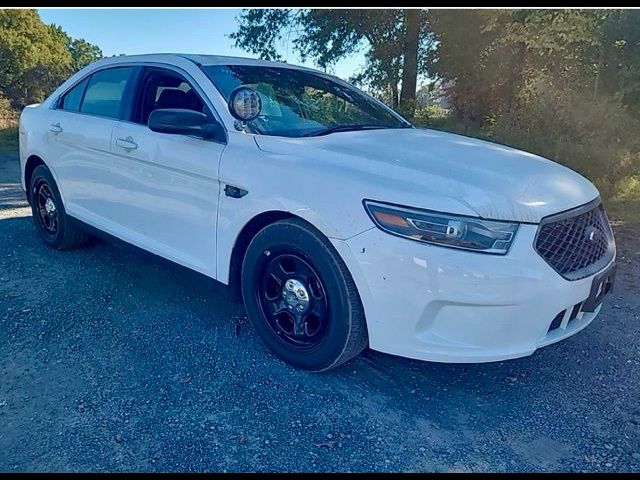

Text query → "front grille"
[535,201,615,280]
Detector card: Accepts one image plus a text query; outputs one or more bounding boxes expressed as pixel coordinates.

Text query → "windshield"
[201,64,411,138]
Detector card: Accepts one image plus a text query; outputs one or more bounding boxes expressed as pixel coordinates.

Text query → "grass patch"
[0,127,19,157]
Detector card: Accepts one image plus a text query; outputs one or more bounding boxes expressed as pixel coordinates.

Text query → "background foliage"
[0,9,101,125]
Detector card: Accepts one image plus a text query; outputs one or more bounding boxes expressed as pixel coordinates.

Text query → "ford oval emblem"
[584,226,599,242]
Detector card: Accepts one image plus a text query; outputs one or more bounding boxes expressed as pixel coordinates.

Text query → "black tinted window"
[60,78,88,112]
[81,67,133,119]
[135,69,205,125]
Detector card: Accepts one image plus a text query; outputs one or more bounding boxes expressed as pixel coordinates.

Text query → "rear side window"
[80,67,134,119]
[59,78,89,112]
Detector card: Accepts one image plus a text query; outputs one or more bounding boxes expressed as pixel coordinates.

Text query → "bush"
[613,175,640,202]
[0,94,18,129]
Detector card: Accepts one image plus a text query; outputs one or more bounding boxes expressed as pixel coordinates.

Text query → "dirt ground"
[1,149,639,472]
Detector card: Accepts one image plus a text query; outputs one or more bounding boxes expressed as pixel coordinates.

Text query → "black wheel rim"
[256,251,330,350]
[34,180,58,235]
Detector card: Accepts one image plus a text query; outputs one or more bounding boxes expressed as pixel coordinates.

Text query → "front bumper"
[333,224,614,363]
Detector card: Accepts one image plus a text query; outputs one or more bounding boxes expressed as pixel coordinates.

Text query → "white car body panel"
[19,53,615,364]
[338,225,613,362]
[109,121,223,277]
[253,128,600,224]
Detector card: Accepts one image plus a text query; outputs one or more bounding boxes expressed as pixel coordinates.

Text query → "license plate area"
[582,263,616,312]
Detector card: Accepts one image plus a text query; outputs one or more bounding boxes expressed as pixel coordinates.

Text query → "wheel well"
[24,155,46,202]
[227,210,293,303]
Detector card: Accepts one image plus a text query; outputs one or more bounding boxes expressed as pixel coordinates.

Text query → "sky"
[37,8,366,81]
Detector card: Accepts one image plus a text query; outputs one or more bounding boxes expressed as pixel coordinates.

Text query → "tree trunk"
[593,43,604,99]
[399,9,420,118]
[389,82,399,109]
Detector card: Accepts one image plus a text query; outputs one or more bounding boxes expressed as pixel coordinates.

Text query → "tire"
[29,165,89,250]
[241,217,368,371]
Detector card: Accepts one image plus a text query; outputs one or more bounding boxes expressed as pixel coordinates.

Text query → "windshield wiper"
[301,124,393,137]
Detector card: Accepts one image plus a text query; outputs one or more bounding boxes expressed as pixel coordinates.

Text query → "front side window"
[59,77,89,112]
[134,68,206,125]
[80,67,134,119]
[202,65,410,138]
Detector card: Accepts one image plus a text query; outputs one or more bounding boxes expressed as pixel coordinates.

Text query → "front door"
[109,67,225,277]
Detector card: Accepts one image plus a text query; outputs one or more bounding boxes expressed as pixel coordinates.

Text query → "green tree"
[68,38,103,72]
[0,9,101,109]
[230,8,433,118]
[428,9,640,124]
[0,9,71,108]
[598,10,640,111]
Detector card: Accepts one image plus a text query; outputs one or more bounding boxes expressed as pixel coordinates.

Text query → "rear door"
[109,66,225,277]
[46,66,139,226]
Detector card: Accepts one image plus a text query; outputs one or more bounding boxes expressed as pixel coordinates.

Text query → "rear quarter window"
[59,77,89,112]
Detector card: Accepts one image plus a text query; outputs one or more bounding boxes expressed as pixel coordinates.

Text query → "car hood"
[254,127,599,224]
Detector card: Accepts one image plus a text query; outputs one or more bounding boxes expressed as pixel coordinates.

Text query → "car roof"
[99,53,329,75]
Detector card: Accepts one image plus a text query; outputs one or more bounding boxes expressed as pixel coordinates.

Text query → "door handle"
[48,123,63,134]
[116,137,138,151]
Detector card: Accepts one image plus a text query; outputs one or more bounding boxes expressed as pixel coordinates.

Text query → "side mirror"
[148,108,225,142]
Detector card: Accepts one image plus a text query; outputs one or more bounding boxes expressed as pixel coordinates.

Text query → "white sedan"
[19,54,616,370]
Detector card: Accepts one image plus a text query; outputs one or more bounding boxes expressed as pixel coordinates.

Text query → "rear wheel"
[29,165,89,250]
[241,218,368,371]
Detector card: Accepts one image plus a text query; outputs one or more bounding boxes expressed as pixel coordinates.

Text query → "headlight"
[363,200,519,255]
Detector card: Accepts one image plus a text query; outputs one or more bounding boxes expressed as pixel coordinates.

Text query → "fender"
[216,194,366,285]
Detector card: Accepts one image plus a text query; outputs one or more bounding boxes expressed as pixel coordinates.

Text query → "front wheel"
[241,218,368,371]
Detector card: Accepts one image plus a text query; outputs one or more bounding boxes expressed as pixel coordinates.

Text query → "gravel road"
[1,151,639,472]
